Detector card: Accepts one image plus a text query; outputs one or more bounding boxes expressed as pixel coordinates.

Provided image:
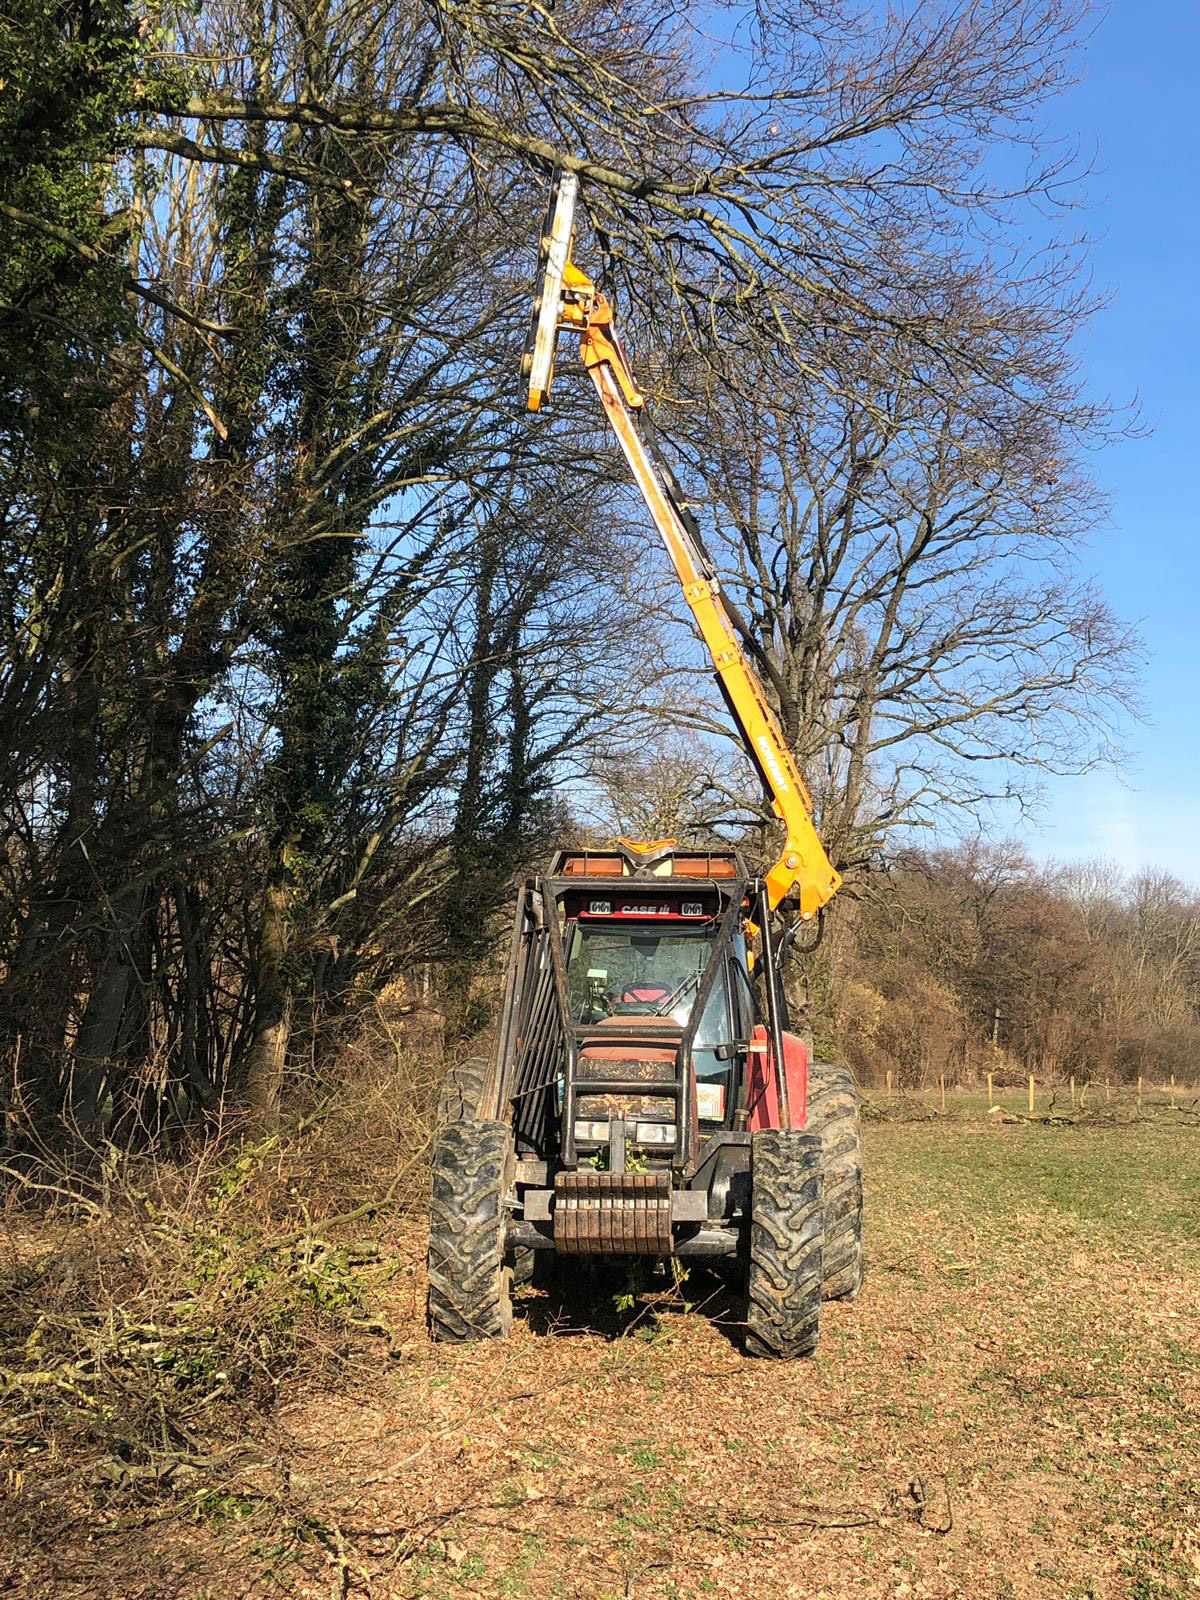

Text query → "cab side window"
[730,957,757,1037]
[693,961,732,1085]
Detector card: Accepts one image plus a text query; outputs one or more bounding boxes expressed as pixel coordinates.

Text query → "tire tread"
[806,1061,864,1301]
[427,1119,513,1342]
[745,1129,823,1359]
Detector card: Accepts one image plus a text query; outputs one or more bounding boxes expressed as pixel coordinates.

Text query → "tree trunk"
[244,867,294,1129]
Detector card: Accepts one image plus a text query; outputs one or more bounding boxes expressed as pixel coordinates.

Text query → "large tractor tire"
[744,1129,824,1359]
[434,1057,541,1288]
[806,1062,864,1301]
[427,1119,514,1343]
[436,1056,491,1124]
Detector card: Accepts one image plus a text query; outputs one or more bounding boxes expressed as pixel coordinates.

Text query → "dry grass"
[0,1028,443,1508]
[2,1101,1199,1600]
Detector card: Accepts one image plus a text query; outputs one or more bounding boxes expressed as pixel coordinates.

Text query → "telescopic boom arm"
[522,171,841,920]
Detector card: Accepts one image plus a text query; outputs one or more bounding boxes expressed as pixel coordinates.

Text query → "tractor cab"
[470,840,811,1224]
[501,841,801,1171]
[557,853,758,1153]
[564,905,745,1127]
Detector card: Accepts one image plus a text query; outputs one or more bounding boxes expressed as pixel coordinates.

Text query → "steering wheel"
[620,983,670,1005]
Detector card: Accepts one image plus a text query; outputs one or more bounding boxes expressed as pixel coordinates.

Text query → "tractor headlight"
[573,1119,610,1144]
[635,1122,675,1145]
[572,1119,677,1148]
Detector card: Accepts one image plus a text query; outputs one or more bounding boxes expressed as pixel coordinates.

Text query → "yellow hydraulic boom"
[522,171,841,920]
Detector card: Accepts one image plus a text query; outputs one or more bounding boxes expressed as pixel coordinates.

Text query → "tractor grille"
[574,1055,676,1124]
[576,1092,674,1122]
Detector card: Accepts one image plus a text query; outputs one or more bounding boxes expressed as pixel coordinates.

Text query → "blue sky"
[1015,1,1200,880]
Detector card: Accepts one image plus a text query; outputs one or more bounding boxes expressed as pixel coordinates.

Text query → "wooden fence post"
[1170,1073,1177,1108]
[940,1075,946,1113]
[886,1069,894,1096]
[1070,1075,1076,1107]
[1137,1074,1143,1107]
[987,1071,995,1108]
[1028,1074,1035,1114]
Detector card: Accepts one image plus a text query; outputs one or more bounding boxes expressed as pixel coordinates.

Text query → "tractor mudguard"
[745,1025,808,1131]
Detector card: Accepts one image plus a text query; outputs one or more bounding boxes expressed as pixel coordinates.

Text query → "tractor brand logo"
[586,901,708,917]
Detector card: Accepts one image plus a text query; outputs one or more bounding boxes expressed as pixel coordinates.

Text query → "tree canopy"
[0,0,1142,1145]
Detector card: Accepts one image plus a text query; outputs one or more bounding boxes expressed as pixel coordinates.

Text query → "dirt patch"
[3,1122,1199,1599]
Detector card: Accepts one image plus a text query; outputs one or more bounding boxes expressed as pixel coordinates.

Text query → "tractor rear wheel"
[744,1129,823,1359]
[436,1056,491,1123]
[427,1119,514,1342]
[806,1062,864,1301]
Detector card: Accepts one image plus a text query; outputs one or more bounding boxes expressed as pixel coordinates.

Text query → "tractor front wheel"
[427,1119,514,1343]
[744,1129,824,1359]
[434,1059,539,1288]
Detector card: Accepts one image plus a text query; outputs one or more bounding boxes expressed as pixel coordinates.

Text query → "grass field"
[4,1115,1200,1600]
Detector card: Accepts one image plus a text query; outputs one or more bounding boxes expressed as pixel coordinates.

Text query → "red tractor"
[427,174,860,1356]
[428,841,862,1357]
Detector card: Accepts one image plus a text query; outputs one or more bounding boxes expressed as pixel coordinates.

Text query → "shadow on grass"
[513,1258,745,1350]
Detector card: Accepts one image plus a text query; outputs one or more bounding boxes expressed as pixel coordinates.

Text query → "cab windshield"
[566,923,716,1026]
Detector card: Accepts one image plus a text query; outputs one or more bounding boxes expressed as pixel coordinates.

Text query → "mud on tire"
[436,1056,492,1124]
[745,1129,823,1359]
[806,1061,864,1301]
[427,1119,514,1343]
[434,1059,538,1287]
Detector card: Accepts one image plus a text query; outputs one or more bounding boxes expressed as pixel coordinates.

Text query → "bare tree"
[12,1,1109,428]
[1,2,645,1141]
[137,1,1100,384]
[1,0,1143,1139]
[839,847,1200,1086]
[651,297,1140,885]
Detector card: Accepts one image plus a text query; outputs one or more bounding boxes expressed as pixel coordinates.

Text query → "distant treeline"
[813,845,1200,1087]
